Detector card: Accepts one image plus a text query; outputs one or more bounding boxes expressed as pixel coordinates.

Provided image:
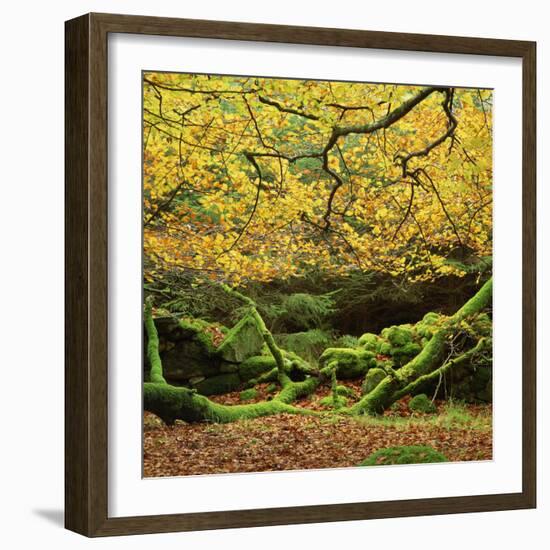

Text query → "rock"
[194,373,241,396]
[154,316,184,339]
[217,313,264,363]
[409,393,437,414]
[319,348,377,378]
[161,340,221,381]
[219,362,239,373]
[361,368,387,395]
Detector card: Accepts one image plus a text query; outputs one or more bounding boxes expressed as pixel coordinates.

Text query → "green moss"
[144,382,315,424]
[409,393,437,414]
[392,337,490,403]
[193,373,241,396]
[359,445,448,466]
[381,325,414,347]
[178,317,218,355]
[396,331,447,384]
[416,312,443,339]
[239,355,277,381]
[239,388,259,402]
[454,278,493,320]
[254,367,279,385]
[275,329,331,364]
[358,332,382,352]
[319,395,348,409]
[319,348,377,379]
[266,383,278,394]
[374,325,423,367]
[216,311,264,363]
[391,341,422,367]
[422,312,440,324]
[346,373,398,416]
[144,299,167,384]
[361,368,387,395]
[283,350,317,375]
[335,385,357,398]
[277,376,320,404]
[379,342,392,356]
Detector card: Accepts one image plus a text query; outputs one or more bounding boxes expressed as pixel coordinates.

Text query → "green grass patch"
[359,445,448,466]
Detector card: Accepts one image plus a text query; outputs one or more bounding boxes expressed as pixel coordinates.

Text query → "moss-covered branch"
[391,337,489,401]
[396,278,491,385]
[347,278,492,415]
[276,374,320,404]
[144,382,316,424]
[144,297,167,384]
[220,284,290,382]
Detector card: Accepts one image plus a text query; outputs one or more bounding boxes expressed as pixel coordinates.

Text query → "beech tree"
[142,72,493,423]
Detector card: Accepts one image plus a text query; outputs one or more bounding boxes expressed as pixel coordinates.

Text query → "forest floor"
[143,381,492,477]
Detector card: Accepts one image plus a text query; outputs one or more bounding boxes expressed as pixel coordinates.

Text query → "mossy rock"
[219,362,239,373]
[217,312,265,363]
[266,383,278,394]
[275,329,331,364]
[391,341,422,367]
[178,318,218,351]
[161,349,221,381]
[409,393,437,414]
[319,395,348,409]
[359,445,448,466]
[193,373,241,396]
[381,325,414,347]
[154,316,189,340]
[239,355,277,381]
[415,312,446,340]
[358,332,383,353]
[335,385,357,398]
[158,317,222,381]
[361,368,388,395]
[239,388,259,402]
[319,348,377,379]
[435,361,492,403]
[283,350,317,375]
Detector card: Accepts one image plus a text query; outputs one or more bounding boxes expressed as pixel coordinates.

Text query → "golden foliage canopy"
[143,73,492,285]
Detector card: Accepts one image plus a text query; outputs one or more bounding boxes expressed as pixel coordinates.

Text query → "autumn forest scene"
[142,72,493,477]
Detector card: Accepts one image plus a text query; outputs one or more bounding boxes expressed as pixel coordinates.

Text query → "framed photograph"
[65,13,536,537]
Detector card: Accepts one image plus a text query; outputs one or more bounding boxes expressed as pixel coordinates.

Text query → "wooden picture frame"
[65,12,536,537]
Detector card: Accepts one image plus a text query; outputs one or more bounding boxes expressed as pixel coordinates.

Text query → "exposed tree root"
[144,382,317,424]
[391,337,489,402]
